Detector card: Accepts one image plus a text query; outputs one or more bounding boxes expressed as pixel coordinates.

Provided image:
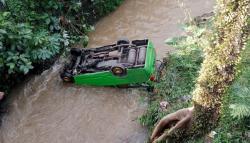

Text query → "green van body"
[73,41,156,86]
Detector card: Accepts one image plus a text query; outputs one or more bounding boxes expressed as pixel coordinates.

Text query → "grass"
[139,24,204,131]
[140,22,250,142]
[214,40,250,143]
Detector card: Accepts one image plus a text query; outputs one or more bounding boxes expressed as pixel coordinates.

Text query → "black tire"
[60,72,73,82]
[117,38,130,45]
[70,48,82,56]
[111,65,127,76]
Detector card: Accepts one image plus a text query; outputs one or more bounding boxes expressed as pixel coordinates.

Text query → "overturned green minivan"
[60,39,162,86]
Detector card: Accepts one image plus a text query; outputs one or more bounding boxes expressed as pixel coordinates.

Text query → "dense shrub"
[0,12,62,73]
[0,0,124,92]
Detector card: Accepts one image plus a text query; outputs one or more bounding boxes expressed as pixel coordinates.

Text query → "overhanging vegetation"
[0,0,124,93]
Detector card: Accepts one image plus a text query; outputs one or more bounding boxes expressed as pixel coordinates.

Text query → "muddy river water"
[0,0,214,143]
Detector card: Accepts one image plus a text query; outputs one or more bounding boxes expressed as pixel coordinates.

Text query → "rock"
[194,12,214,25]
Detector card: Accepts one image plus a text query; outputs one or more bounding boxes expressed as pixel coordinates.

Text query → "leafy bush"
[0,0,124,92]
[0,12,62,74]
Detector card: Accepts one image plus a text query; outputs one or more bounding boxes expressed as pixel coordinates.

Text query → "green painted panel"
[73,40,156,86]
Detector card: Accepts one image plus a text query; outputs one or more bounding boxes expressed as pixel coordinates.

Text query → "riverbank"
[140,15,250,143]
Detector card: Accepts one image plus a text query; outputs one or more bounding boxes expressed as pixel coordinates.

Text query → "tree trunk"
[191,0,249,138]
[151,0,249,142]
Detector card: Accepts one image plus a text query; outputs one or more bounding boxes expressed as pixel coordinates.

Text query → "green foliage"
[0,12,62,75]
[141,21,250,142]
[91,0,124,17]
[230,104,250,119]
[229,41,250,120]
[214,40,250,143]
[140,24,206,130]
[0,0,124,92]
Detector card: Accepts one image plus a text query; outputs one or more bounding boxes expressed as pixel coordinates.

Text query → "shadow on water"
[0,0,214,143]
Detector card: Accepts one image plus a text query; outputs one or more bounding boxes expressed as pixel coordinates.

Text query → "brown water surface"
[87,0,214,58]
[0,0,214,143]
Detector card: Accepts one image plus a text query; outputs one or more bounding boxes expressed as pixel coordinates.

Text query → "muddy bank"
[0,0,214,143]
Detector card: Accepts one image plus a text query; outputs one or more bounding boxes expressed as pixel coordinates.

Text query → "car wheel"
[61,72,73,82]
[117,38,130,45]
[70,48,82,57]
[111,65,127,76]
